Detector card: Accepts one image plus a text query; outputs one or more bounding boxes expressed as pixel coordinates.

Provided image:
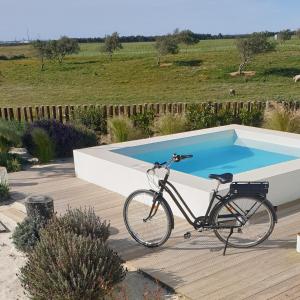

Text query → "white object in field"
[297,233,300,253]
[293,75,300,82]
[0,167,8,184]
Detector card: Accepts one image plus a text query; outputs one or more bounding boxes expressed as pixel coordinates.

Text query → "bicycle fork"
[143,195,161,222]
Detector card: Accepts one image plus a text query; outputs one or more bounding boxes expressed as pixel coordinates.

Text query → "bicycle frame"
[144,158,267,231]
[151,171,231,230]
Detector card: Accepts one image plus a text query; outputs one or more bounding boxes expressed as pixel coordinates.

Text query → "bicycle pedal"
[184,232,191,239]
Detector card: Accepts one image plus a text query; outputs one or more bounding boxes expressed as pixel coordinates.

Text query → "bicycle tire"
[123,189,173,248]
[210,195,276,248]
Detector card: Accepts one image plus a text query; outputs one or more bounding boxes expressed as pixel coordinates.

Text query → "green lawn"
[0,39,300,106]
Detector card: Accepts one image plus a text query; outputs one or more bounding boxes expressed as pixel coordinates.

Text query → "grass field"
[0,39,300,106]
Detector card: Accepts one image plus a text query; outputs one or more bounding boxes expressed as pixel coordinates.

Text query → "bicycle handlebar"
[151,153,193,170]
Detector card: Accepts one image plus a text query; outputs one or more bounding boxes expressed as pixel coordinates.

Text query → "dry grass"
[264,102,300,133]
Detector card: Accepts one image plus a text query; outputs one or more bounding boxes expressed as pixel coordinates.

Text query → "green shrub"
[216,109,237,126]
[0,119,25,152]
[264,103,300,132]
[19,227,126,299]
[31,128,55,163]
[238,108,263,127]
[186,103,217,130]
[72,106,107,135]
[22,120,98,158]
[0,152,22,172]
[108,116,145,142]
[131,111,155,137]
[0,182,9,202]
[52,207,110,242]
[153,113,187,135]
[12,215,47,253]
[186,103,264,130]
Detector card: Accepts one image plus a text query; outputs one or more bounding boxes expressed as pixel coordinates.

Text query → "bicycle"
[123,154,277,255]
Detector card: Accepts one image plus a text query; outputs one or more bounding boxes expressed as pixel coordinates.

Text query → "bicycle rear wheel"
[123,189,173,248]
[211,196,276,248]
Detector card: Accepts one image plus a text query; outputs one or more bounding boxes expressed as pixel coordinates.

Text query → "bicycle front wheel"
[123,189,173,248]
[211,196,276,248]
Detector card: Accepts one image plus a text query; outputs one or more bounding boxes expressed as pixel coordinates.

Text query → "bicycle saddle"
[209,173,233,184]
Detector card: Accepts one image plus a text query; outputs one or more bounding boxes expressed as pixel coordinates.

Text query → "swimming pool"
[113,131,299,179]
[74,125,300,217]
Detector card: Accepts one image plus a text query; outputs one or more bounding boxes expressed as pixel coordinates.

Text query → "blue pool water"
[113,131,300,179]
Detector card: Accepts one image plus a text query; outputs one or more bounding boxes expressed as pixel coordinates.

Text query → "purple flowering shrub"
[23,120,97,158]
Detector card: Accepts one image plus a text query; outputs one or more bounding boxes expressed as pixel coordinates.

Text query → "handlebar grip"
[153,161,166,169]
[180,154,193,159]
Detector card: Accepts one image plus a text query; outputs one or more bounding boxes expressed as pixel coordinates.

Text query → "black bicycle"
[123,154,277,255]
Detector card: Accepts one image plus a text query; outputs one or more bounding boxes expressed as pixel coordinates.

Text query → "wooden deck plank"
[7,162,300,300]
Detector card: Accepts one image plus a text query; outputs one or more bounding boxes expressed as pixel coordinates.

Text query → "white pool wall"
[74,125,300,218]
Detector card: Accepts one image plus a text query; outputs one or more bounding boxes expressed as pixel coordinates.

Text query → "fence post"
[58,106,63,123]
[29,107,34,122]
[65,106,70,122]
[8,108,14,120]
[52,106,57,120]
[35,106,40,120]
[16,107,21,122]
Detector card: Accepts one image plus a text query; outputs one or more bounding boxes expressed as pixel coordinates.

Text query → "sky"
[1,0,300,41]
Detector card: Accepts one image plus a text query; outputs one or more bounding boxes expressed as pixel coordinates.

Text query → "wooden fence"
[0,101,299,123]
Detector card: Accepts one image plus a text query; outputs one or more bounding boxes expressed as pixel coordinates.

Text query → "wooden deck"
[8,161,300,300]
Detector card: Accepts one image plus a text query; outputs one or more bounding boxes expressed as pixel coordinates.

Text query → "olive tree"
[154,35,179,65]
[277,29,293,43]
[236,32,276,74]
[101,32,123,61]
[54,36,80,63]
[32,40,54,70]
[176,29,199,52]
[33,37,79,68]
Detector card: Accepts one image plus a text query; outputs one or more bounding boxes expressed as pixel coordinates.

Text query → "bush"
[0,119,25,152]
[186,103,217,130]
[264,103,300,133]
[52,207,110,242]
[72,106,107,135]
[0,152,22,172]
[186,103,264,130]
[22,120,97,158]
[19,227,126,299]
[31,128,55,163]
[12,215,47,253]
[238,108,263,127]
[216,108,237,126]
[108,116,145,142]
[0,54,26,60]
[153,114,187,135]
[131,111,155,137]
[0,182,9,202]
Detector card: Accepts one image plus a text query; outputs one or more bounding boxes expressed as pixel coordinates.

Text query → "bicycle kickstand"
[223,227,234,256]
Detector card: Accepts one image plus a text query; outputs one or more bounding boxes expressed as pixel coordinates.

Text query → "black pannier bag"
[230,181,269,197]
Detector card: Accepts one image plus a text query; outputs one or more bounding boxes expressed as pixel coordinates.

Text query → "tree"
[176,29,199,52]
[296,29,300,39]
[154,35,179,65]
[32,40,53,70]
[53,36,80,64]
[277,29,293,43]
[101,32,123,61]
[236,32,276,74]
[32,37,80,68]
